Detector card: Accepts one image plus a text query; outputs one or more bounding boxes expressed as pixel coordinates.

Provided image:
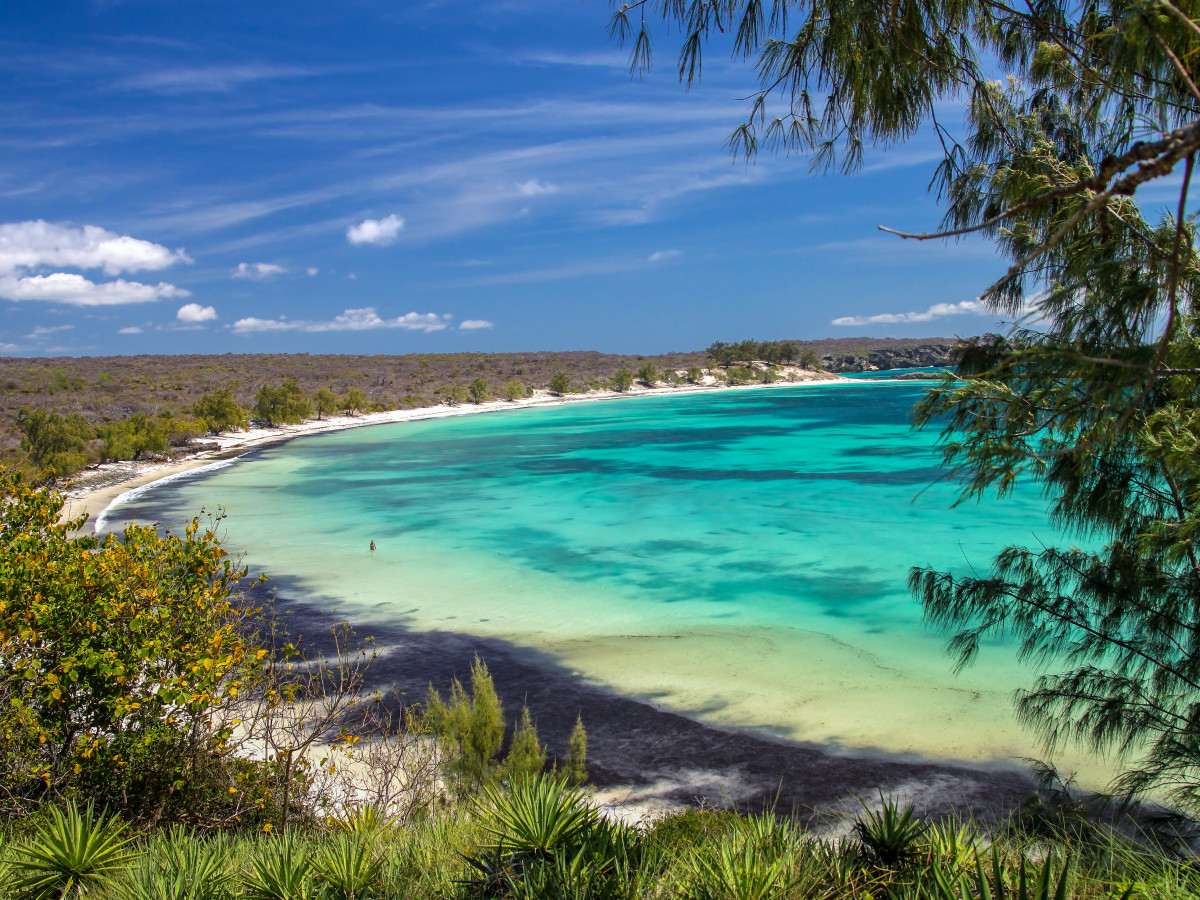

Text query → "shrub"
[468,377,489,404]
[502,379,527,401]
[253,379,312,426]
[611,368,633,392]
[549,372,571,395]
[10,802,136,899]
[192,388,248,434]
[312,387,340,420]
[636,363,659,386]
[15,408,93,478]
[0,473,262,822]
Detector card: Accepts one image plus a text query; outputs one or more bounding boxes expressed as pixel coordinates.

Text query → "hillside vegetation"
[0,338,960,476]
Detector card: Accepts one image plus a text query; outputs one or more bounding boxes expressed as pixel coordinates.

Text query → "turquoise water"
[103,383,1094,771]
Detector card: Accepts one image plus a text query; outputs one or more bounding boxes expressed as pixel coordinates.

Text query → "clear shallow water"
[105,383,1100,774]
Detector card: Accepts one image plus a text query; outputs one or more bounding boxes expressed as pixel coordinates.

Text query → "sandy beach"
[65,369,1043,823]
[68,371,844,531]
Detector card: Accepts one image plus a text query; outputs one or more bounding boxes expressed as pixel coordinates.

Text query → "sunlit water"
[103,381,1103,776]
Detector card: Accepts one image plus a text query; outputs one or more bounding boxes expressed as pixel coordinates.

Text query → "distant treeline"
[1,339,961,478]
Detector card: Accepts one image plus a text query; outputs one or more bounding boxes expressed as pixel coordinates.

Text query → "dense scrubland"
[0,338,958,479]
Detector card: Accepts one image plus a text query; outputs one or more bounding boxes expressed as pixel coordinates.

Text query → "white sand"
[67,370,847,530]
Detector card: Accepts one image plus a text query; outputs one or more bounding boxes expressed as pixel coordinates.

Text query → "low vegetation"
[0,339,958,480]
[0,778,1196,900]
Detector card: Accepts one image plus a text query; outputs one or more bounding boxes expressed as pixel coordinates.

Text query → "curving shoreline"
[69,373,847,531]
[66,369,1044,823]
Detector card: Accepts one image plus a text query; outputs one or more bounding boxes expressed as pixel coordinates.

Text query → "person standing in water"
[370,540,376,552]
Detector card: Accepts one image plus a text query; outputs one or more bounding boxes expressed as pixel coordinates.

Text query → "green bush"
[15,408,93,478]
[191,388,247,434]
[10,802,136,899]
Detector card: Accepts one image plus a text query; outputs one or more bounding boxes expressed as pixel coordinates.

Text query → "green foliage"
[191,388,247,435]
[610,368,633,392]
[312,387,340,421]
[625,0,1200,814]
[11,802,136,899]
[254,378,312,426]
[478,775,598,858]
[312,833,384,900]
[646,808,744,852]
[563,715,588,786]
[97,413,171,462]
[724,366,756,386]
[502,379,527,401]
[798,350,821,369]
[440,383,469,406]
[549,372,572,395]
[635,363,659,386]
[0,472,260,819]
[341,388,368,415]
[16,408,93,478]
[680,814,806,900]
[468,377,489,404]
[854,796,928,868]
[127,829,235,900]
[243,837,315,900]
[504,707,547,780]
[425,656,506,791]
[685,366,704,384]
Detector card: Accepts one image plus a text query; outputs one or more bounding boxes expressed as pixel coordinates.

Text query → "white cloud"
[347,214,404,246]
[233,307,450,334]
[517,179,556,196]
[0,342,18,351]
[832,300,989,327]
[648,249,680,262]
[118,326,143,334]
[0,220,190,276]
[459,319,493,330]
[233,262,286,280]
[178,303,217,323]
[26,324,73,338]
[0,273,189,306]
[306,267,319,276]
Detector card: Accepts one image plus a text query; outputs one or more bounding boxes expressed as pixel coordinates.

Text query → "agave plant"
[126,828,235,900]
[10,802,136,899]
[684,836,802,900]
[242,837,316,900]
[327,805,400,838]
[854,796,928,868]
[929,850,1072,900]
[478,775,598,857]
[312,833,384,900]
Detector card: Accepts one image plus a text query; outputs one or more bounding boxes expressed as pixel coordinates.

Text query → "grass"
[0,782,1195,900]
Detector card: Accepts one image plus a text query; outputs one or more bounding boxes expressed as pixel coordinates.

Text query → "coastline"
[67,369,1040,822]
[68,371,848,530]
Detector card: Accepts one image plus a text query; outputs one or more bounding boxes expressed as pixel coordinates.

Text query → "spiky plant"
[10,803,135,899]
[854,796,928,868]
[313,833,384,900]
[478,775,598,857]
[242,837,315,900]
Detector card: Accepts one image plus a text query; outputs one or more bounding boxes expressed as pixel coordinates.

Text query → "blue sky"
[0,0,1017,357]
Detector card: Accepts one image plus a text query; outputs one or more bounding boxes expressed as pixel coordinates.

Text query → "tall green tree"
[611,368,634,392]
[468,377,490,404]
[192,387,248,434]
[617,0,1200,809]
[16,408,93,477]
[253,378,312,426]
[312,386,340,420]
